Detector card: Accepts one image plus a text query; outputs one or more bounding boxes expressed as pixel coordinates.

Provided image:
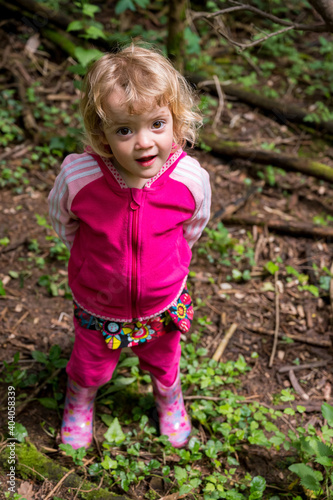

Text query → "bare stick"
[212,74,225,129]
[44,468,76,500]
[289,369,309,400]
[278,360,329,374]
[269,272,280,368]
[20,463,47,480]
[11,311,29,332]
[16,368,62,416]
[212,323,238,362]
[191,4,328,33]
[249,327,331,347]
[330,263,333,324]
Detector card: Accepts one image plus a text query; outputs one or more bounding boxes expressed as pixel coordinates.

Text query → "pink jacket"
[48,148,211,322]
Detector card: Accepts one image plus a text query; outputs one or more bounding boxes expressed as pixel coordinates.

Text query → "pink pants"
[66,318,182,388]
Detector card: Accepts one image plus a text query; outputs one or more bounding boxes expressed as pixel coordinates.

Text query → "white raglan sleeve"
[183,164,211,248]
[48,160,80,250]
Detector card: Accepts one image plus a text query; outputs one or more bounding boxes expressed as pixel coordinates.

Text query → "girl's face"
[102,88,174,188]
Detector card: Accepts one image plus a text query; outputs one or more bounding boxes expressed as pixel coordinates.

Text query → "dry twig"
[269,272,280,368]
[44,468,75,500]
[288,369,310,400]
[212,323,238,362]
[278,360,329,374]
[212,74,225,129]
[16,368,62,416]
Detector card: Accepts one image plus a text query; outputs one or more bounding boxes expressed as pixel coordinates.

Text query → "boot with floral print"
[151,369,191,448]
[61,378,98,449]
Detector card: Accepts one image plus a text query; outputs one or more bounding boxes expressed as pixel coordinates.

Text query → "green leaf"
[174,465,188,485]
[299,284,319,297]
[232,269,242,280]
[184,26,201,54]
[82,3,100,17]
[316,456,333,466]
[12,423,28,443]
[261,282,275,292]
[67,20,84,31]
[0,237,10,246]
[31,350,48,364]
[38,397,58,409]
[99,376,136,397]
[101,414,113,427]
[308,437,333,458]
[284,408,295,416]
[115,0,136,14]
[103,417,126,445]
[101,455,118,470]
[0,280,6,296]
[286,266,299,277]
[251,476,266,493]
[84,26,107,40]
[74,47,103,67]
[264,261,279,275]
[134,0,150,7]
[179,484,194,495]
[53,358,68,369]
[322,403,333,426]
[289,463,323,492]
[118,357,139,368]
[8,271,19,279]
[49,344,61,361]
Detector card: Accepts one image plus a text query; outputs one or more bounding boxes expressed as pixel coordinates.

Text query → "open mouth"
[136,155,157,166]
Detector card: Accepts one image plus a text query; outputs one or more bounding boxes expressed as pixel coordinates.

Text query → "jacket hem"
[71,275,188,323]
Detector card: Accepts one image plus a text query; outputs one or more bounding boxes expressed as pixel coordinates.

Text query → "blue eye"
[152,121,165,130]
[117,127,132,136]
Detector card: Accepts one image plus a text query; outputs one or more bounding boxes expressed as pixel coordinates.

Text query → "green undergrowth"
[1,343,333,499]
[198,221,333,299]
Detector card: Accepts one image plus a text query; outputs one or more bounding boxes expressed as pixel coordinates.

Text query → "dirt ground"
[1,17,333,500]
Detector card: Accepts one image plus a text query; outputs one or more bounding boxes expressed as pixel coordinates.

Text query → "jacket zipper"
[130,197,140,318]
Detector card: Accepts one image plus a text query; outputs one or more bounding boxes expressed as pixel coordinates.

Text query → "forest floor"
[1,5,333,500]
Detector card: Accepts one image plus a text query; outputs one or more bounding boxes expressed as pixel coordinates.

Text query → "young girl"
[48,45,211,450]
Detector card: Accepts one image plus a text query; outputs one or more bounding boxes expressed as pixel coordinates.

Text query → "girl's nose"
[135,130,153,149]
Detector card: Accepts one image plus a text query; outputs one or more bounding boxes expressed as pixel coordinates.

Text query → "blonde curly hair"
[80,44,202,157]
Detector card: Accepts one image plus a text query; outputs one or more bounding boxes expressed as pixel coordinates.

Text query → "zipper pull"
[130,200,140,211]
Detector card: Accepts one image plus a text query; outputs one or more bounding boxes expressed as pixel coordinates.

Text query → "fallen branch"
[278,360,329,373]
[289,369,309,400]
[199,131,333,183]
[0,237,28,254]
[0,441,128,500]
[274,402,332,412]
[222,214,333,239]
[212,323,238,361]
[7,0,114,51]
[212,184,262,221]
[192,79,333,136]
[244,325,332,348]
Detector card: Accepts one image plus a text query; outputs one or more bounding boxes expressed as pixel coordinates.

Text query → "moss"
[0,442,128,500]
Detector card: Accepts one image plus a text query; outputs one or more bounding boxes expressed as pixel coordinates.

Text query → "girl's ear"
[101,134,109,146]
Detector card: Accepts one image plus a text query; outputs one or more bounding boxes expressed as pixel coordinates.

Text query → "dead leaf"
[158,494,179,500]
[24,34,40,55]
[18,481,35,500]
[324,382,332,401]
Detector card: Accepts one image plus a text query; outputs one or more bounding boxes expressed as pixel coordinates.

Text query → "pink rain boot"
[151,369,191,448]
[61,378,98,449]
